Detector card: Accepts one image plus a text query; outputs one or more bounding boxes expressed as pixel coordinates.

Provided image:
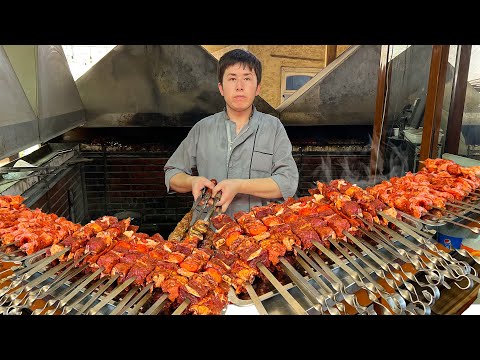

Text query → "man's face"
[218,63,260,113]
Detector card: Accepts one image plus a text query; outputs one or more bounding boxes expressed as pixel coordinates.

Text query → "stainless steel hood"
[277,44,480,127]
[37,45,85,141]
[277,45,381,125]
[0,46,39,159]
[76,45,277,127]
[0,45,85,160]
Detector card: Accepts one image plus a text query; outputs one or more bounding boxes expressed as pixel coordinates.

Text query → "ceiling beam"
[325,45,337,67]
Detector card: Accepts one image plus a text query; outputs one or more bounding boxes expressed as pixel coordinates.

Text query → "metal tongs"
[189,179,223,226]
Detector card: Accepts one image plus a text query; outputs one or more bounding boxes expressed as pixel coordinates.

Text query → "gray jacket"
[164,107,299,217]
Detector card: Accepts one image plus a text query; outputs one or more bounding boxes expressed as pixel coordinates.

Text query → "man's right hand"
[191,176,216,201]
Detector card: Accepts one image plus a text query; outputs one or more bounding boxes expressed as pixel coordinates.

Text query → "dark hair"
[218,49,262,85]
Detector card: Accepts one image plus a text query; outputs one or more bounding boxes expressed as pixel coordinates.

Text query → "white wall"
[62,45,116,81]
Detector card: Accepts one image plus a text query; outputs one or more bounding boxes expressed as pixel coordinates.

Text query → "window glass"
[286,75,313,90]
[280,67,320,103]
[382,45,433,177]
[459,46,480,160]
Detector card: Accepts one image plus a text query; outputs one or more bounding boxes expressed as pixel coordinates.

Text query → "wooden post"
[370,45,391,181]
[419,45,450,169]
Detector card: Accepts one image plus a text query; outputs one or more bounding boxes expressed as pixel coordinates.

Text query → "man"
[164,49,299,217]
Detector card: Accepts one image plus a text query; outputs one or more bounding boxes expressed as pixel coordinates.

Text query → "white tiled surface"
[224,304,260,315]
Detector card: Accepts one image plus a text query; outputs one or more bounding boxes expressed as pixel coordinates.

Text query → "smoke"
[306,154,372,192]
[368,133,411,186]
[302,140,410,195]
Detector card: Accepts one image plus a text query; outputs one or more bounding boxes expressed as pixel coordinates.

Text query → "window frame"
[280,66,321,102]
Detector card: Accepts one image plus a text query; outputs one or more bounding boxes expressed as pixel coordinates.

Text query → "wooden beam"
[419,45,450,168]
[325,45,337,67]
[445,45,472,155]
[271,54,323,62]
[370,45,391,181]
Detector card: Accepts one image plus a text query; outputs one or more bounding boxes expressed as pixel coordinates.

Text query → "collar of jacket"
[222,105,257,122]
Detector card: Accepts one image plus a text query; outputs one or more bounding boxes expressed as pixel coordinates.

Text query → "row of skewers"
[1,158,480,315]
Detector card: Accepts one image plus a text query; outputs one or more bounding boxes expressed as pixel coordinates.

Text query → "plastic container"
[436,222,480,256]
[436,222,470,250]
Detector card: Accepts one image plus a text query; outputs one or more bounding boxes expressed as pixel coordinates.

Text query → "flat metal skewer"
[61,276,110,315]
[126,289,153,315]
[142,293,168,315]
[278,257,324,311]
[245,283,268,315]
[75,274,120,315]
[446,202,480,215]
[432,206,480,224]
[108,286,140,315]
[87,277,136,315]
[172,298,190,315]
[256,262,307,315]
[111,283,153,315]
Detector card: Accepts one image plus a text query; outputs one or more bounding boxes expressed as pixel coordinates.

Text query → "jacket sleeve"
[270,122,299,199]
[164,124,199,193]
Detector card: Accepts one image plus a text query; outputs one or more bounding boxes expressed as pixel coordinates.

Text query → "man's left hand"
[212,179,244,213]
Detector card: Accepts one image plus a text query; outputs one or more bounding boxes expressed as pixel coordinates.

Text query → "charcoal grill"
[1,195,480,316]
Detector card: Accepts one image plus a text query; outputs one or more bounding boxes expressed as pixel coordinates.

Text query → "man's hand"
[191,176,216,201]
[212,179,244,213]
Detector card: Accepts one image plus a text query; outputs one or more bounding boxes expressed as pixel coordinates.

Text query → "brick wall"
[80,147,370,237]
[28,165,87,224]
[82,150,193,236]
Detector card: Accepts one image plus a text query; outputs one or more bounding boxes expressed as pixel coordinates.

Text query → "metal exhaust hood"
[277,45,382,126]
[277,45,480,127]
[76,45,277,127]
[0,45,85,160]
